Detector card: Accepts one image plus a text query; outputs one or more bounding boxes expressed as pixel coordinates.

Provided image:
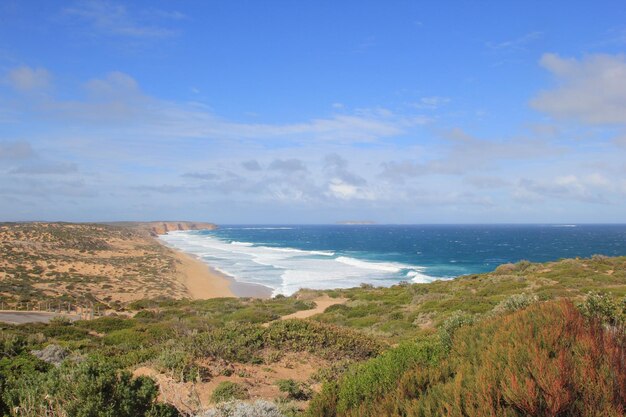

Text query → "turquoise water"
[160,224,626,295]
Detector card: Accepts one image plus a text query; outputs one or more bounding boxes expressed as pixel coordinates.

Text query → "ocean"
[159,224,626,296]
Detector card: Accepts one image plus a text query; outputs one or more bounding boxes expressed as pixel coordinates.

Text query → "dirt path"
[280,295,348,320]
[0,311,81,324]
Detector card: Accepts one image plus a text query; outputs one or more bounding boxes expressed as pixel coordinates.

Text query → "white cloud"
[5,66,51,92]
[379,128,561,182]
[614,135,626,147]
[6,69,429,144]
[531,53,626,124]
[10,162,78,175]
[0,141,36,160]
[324,153,366,186]
[63,0,178,38]
[326,179,374,201]
[466,176,510,189]
[241,160,262,171]
[514,173,615,204]
[486,31,542,51]
[411,96,451,110]
[84,71,140,99]
[269,159,308,173]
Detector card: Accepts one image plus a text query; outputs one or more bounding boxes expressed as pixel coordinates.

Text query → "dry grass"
[0,222,202,310]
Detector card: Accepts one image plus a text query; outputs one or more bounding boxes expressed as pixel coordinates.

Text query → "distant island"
[337,220,377,225]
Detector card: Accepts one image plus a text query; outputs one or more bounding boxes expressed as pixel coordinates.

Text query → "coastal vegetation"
[0,222,193,309]
[0,223,625,415]
[308,299,625,416]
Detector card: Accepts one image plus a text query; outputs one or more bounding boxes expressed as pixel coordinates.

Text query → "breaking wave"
[159,231,433,295]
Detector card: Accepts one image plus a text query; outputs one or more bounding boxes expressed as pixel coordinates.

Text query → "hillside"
[0,222,624,416]
[311,255,626,342]
[0,222,219,310]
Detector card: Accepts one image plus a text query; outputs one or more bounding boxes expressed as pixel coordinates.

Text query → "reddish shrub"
[315,300,626,417]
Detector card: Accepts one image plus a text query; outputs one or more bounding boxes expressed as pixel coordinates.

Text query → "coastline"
[161,238,273,299]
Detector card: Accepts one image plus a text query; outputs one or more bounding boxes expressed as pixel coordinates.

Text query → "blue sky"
[1,1,626,223]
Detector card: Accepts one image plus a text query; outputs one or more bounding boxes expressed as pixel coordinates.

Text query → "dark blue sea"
[160,224,626,296]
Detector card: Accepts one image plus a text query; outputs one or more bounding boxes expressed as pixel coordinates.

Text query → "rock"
[31,344,68,366]
[146,221,217,236]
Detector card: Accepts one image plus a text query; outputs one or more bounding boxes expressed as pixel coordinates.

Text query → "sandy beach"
[170,249,235,298]
[168,244,273,299]
[0,222,272,309]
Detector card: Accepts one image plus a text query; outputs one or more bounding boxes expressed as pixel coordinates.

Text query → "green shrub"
[42,323,90,341]
[491,293,538,315]
[103,328,149,349]
[276,379,312,400]
[578,291,623,325]
[1,356,179,417]
[264,320,384,360]
[155,348,206,382]
[306,382,339,417]
[514,259,532,272]
[211,381,249,403]
[48,316,72,326]
[334,339,441,414]
[77,316,135,333]
[493,262,516,274]
[315,300,626,417]
[438,311,475,351]
[193,322,265,363]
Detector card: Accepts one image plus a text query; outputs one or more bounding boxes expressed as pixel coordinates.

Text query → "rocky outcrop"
[145,221,217,236]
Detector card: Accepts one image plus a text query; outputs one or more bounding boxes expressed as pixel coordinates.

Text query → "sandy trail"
[280,295,348,320]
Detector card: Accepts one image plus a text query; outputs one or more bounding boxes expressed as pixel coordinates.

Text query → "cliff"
[105,221,217,236]
[141,221,217,236]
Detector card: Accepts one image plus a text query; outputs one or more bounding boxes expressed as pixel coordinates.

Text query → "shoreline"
[160,238,273,299]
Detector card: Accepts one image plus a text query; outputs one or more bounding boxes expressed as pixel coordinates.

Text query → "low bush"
[490,292,538,315]
[155,347,206,382]
[193,322,265,363]
[41,322,90,341]
[312,300,626,417]
[1,356,180,417]
[211,381,249,403]
[437,311,474,351]
[77,316,136,333]
[326,339,441,414]
[103,328,149,349]
[199,400,284,417]
[579,291,625,326]
[264,320,384,360]
[30,344,68,366]
[276,379,312,401]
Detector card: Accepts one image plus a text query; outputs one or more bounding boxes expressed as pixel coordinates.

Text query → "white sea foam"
[231,241,254,246]
[239,227,294,230]
[159,231,434,295]
[260,246,335,257]
[336,256,410,272]
[405,269,436,283]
